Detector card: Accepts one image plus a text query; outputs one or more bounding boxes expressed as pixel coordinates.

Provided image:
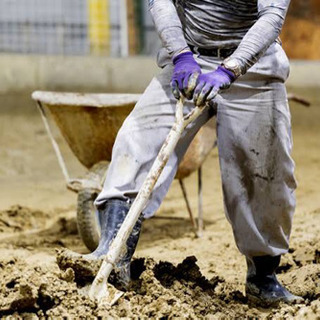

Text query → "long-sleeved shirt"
[149,0,290,74]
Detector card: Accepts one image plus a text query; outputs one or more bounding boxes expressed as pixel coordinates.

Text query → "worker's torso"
[174,0,258,48]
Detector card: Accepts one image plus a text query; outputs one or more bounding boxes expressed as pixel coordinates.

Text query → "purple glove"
[193,66,235,107]
[171,51,201,100]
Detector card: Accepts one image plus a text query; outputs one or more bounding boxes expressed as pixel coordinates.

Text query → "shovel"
[89,97,205,305]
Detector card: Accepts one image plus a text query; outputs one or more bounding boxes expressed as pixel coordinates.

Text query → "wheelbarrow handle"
[89,98,206,304]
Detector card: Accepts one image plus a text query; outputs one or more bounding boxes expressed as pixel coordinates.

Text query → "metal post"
[197,166,203,236]
[88,0,110,55]
[119,0,129,57]
[179,179,199,237]
[135,0,145,53]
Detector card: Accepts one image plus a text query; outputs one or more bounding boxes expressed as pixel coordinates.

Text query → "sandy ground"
[0,88,319,318]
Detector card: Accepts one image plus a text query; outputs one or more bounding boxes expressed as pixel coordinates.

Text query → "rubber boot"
[246,255,303,307]
[89,199,143,270]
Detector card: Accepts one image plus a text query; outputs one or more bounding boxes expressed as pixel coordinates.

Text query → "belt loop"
[217,48,221,58]
[193,46,199,55]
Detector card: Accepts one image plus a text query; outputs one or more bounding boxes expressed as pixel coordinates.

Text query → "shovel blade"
[88,279,124,307]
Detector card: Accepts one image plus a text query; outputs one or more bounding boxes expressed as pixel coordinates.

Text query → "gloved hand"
[171,51,201,100]
[193,66,235,107]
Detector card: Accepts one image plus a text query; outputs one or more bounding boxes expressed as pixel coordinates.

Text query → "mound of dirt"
[0,254,245,318]
[2,251,320,319]
[0,206,49,233]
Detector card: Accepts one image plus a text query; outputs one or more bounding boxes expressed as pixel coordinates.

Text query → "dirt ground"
[0,88,319,318]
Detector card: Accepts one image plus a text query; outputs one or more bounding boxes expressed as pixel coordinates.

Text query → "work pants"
[96,42,296,258]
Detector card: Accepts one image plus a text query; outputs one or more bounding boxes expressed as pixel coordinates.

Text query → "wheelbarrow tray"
[32,91,216,179]
[32,91,141,169]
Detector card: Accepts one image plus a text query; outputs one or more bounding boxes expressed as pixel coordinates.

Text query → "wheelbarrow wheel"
[77,189,100,252]
[76,161,108,252]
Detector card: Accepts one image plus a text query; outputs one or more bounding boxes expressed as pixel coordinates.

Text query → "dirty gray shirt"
[149,0,290,74]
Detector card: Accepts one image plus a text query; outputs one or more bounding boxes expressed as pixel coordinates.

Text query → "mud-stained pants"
[96,42,296,259]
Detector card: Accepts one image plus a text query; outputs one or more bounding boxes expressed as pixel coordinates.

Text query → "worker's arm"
[228,0,291,76]
[194,0,291,106]
[149,0,201,99]
[148,0,189,58]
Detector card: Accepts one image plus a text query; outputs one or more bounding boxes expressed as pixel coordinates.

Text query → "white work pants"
[96,42,296,258]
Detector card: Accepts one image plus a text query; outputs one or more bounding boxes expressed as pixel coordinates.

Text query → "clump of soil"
[56,249,103,283]
[0,257,96,318]
[282,264,320,300]
[0,206,49,233]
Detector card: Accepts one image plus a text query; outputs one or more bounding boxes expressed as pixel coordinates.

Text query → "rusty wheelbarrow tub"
[32,91,216,249]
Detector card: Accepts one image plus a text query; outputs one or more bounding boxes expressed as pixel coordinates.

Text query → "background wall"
[0,0,160,57]
[0,0,319,59]
[0,0,319,94]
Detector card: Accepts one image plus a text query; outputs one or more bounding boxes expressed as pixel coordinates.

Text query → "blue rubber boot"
[89,199,143,271]
[246,255,303,307]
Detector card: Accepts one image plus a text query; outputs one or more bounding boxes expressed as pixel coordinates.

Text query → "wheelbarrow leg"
[36,100,70,183]
[179,179,199,237]
[197,166,204,237]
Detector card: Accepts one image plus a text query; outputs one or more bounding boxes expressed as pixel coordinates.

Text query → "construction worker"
[91,0,303,306]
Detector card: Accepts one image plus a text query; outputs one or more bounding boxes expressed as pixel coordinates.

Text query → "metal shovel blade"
[89,281,124,307]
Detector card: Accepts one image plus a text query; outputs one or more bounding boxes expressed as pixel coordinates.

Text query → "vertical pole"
[119,0,129,57]
[179,179,199,237]
[88,0,110,55]
[135,0,145,54]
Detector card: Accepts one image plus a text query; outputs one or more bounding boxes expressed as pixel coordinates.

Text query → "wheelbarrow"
[32,91,216,251]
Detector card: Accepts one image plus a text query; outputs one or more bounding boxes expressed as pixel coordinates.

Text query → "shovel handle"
[89,98,205,303]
